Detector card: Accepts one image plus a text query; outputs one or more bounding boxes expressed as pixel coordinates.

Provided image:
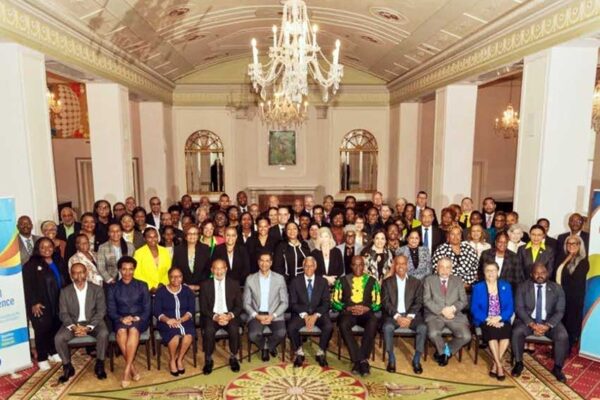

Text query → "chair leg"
[423,340,428,361]
[382,334,386,363]
[281,338,286,362]
[109,342,114,372]
[146,341,151,370]
[238,337,243,363]
[156,340,161,370]
[458,347,463,362]
[337,329,341,360]
[193,337,197,368]
[247,335,251,362]
[474,336,479,365]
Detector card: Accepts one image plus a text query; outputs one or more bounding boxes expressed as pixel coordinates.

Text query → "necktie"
[535,284,543,324]
[441,280,447,296]
[423,228,429,248]
[307,279,313,302]
[26,239,33,254]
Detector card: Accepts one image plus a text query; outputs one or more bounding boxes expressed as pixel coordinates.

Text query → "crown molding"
[0,0,174,103]
[388,0,600,104]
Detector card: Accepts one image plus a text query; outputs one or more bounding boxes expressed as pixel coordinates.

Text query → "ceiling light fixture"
[46,88,62,114]
[259,90,308,128]
[494,80,520,139]
[248,0,343,104]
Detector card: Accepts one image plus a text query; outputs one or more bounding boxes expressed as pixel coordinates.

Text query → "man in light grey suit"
[17,215,41,265]
[423,257,471,366]
[243,251,289,362]
[511,262,569,382]
[55,263,108,383]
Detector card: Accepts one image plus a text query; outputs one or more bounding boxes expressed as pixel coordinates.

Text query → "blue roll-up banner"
[581,190,600,361]
[0,198,32,375]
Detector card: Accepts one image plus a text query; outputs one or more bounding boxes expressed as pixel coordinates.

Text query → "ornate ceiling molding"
[0,0,174,103]
[388,0,600,104]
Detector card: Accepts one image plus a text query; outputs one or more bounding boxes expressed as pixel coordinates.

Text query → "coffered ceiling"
[25,0,532,83]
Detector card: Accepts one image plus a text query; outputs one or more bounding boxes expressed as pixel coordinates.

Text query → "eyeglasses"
[566,241,580,246]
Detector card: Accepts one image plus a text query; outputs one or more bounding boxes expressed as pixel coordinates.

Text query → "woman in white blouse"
[68,233,102,286]
[507,224,526,253]
[466,224,491,258]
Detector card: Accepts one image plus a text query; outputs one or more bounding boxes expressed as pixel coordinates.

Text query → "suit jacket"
[411,225,444,254]
[211,244,250,285]
[479,248,523,289]
[58,282,106,329]
[311,247,344,278]
[19,234,41,265]
[381,275,423,321]
[289,274,330,317]
[517,244,555,277]
[273,240,310,282]
[470,279,514,326]
[423,274,468,322]
[57,222,81,241]
[199,277,243,319]
[243,271,289,321]
[556,231,590,257]
[336,243,363,275]
[514,280,565,328]
[96,240,135,283]
[396,245,432,280]
[173,242,211,285]
[268,225,287,244]
[145,213,162,230]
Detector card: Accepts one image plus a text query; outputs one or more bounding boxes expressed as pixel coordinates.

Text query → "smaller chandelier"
[592,81,600,135]
[259,93,308,128]
[46,88,62,114]
[494,104,519,139]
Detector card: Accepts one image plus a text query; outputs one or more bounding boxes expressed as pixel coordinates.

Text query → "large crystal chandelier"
[248,0,343,104]
[259,91,308,128]
[494,80,520,139]
[592,81,600,135]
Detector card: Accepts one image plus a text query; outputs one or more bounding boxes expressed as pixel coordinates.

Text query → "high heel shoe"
[121,380,131,388]
[132,373,141,382]
[170,370,180,377]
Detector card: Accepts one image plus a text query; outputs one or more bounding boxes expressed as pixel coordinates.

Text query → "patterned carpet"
[1,337,589,400]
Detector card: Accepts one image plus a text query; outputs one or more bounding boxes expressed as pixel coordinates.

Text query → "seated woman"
[396,230,432,280]
[361,229,394,281]
[311,226,344,286]
[154,267,196,376]
[107,256,151,388]
[273,221,310,284]
[134,228,172,292]
[97,223,135,285]
[68,233,103,286]
[471,261,514,381]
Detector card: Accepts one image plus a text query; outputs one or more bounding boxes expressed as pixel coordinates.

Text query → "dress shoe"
[203,360,214,375]
[351,362,360,375]
[386,362,396,373]
[511,361,524,377]
[229,357,240,373]
[94,360,107,380]
[261,349,270,362]
[552,366,567,383]
[412,361,423,374]
[496,373,506,381]
[37,360,51,371]
[437,354,449,367]
[58,363,75,383]
[293,355,305,368]
[269,349,278,358]
[359,361,370,377]
[433,352,443,363]
[170,370,180,377]
[316,354,328,367]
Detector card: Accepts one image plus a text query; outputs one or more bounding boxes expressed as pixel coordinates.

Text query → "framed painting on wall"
[268,130,296,166]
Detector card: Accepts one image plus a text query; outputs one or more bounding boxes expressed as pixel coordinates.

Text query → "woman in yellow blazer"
[133,228,171,291]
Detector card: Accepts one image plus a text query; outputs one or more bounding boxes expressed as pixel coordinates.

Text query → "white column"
[431,85,478,211]
[0,44,57,227]
[139,102,169,204]
[87,83,134,203]
[513,43,598,235]
[397,103,421,201]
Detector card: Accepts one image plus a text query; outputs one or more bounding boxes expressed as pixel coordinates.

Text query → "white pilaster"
[0,44,57,227]
[87,83,134,203]
[397,103,421,201]
[513,43,598,234]
[139,102,169,204]
[431,85,478,211]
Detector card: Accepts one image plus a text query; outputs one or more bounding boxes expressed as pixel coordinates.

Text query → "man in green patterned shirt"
[332,255,381,376]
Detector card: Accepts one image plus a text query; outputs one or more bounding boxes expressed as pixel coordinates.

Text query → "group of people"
[18,190,590,386]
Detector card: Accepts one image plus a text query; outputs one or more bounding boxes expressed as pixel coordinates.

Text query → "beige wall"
[418,99,435,198]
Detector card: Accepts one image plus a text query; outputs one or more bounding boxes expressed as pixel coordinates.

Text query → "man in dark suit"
[537,218,557,253]
[199,259,242,374]
[211,227,250,285]
[54,263,108,383]
[268,206,290,243]
[412,208,443,254]
[236,191,249,213]
[336,226,364,275]
[482,197,496,229]
[511,262,569,382]
[556,213,589,256]
[287,257,333,367]
[57,207,81,241]
[145,196,162,229]
[17,215,41,265]
[382,255,427,374]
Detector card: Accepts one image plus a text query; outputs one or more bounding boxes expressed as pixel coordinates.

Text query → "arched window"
[185,130,224,194]
[340,129,378,192]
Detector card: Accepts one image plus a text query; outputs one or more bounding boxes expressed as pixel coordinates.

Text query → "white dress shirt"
[75,282,88,323]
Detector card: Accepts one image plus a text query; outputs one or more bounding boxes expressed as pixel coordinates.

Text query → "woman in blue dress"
[154,266,196,376]
[107,255,151,388]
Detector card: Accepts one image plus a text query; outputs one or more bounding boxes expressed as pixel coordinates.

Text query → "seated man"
[54,263,109,383]
[243,251,289,361]
[423,257,471,366]
[382,255,427,374]
[287,256,333,367]
[511,262,569,382]
[200,259,242,375]
[332,255,381,377]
